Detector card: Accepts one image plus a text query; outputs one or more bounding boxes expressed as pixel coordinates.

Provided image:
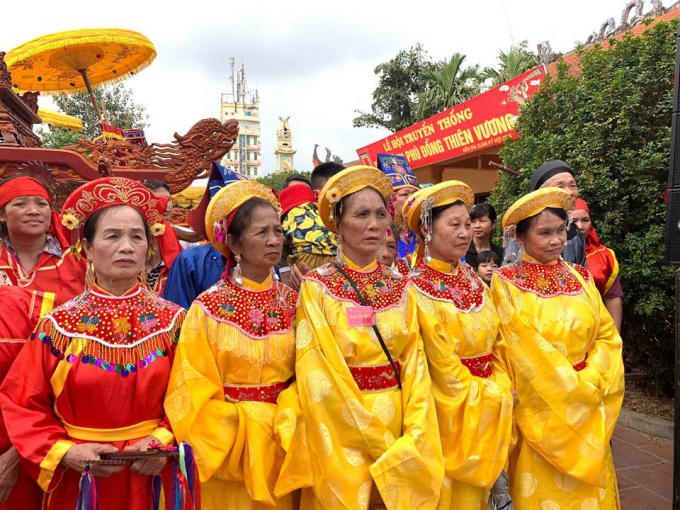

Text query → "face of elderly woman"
[83,206,148,288]
[428,203,471,263]
[337,188,389,263]
[0,196,51,239]
[227,203,283,277]
[518,210,567,264]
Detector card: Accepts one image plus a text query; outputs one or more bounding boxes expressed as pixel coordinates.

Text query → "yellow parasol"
[6,28,156,121]
[38,107,84,132]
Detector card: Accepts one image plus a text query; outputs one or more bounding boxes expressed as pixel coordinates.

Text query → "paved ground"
[614,425,673,509]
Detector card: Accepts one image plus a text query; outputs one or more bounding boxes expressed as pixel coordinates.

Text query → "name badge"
[346,306,376,327]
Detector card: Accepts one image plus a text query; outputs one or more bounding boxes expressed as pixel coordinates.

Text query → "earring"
[140,264,148,287]
[233,254,243,285]
[420,197,434,264]
[147,245,157,263]
[335,234,343,264]
[85,259,95,290]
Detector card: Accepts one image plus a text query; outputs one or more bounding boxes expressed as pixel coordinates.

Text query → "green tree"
[489,20,677,393]
[257,171,312,192]
[482,41,539,87]
[37,83,149,149]
[414,53,481,121]
[353,44,441,132]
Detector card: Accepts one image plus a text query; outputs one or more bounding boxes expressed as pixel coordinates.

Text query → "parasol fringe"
[11,56,155,96]
[6,32,156,95]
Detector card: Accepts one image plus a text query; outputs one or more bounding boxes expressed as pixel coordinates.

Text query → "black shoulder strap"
[332,263,402,390]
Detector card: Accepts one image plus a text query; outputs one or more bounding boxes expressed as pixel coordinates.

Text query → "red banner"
[356,65,547,168]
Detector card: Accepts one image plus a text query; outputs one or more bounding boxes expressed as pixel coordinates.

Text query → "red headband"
[574,198,589,212]
[279,185,315,217]
[0,177,70,248]
[0,177,51,209]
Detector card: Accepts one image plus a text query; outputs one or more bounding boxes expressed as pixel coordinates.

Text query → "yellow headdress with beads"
[502,187,572,229]
[206,180,281,257]
[317,165,393,233]
[403,180,475,237]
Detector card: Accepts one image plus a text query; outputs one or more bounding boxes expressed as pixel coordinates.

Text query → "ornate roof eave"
[537,0,675,66]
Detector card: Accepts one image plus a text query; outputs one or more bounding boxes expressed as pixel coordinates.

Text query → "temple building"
[356,0,679,200]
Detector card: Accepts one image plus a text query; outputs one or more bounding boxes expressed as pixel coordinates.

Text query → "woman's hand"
[61,443,125,478]
[0,446,21,503]
[124,435,166,477]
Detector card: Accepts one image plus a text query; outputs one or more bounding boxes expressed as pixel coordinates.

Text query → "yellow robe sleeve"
[164,303,297,505]
[490,271,624,487]
[295,279,444,510]
[412,285,513,489]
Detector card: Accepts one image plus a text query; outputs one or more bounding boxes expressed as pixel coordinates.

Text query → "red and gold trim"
[196,277,297,339]
[409,259,485,312]
[223,380,290,404]
[461,353,493,378]
[306,262,407,311]
[495,259,591,298]
[348,361,401,393]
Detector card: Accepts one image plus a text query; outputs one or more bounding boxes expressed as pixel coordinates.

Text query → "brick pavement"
[614,425,673,509]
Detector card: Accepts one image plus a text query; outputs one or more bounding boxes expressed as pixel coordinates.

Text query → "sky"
[2,0,666,177]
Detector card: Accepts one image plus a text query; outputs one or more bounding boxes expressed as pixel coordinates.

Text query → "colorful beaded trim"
[223,380,290,404]
[306,262,407,311]
[196,278,298,339]
[461,353,493,378]
[495,259,590,298]
[32,285,184,377]
[409,259,485,313]
[348,361,401,393]
[394,258,411,277]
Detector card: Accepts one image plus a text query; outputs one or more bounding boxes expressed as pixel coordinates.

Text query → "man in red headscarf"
[0,176,85,509]
[572,198,623,331]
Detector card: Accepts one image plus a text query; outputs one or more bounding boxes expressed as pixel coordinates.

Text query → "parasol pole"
[78,69,103,122]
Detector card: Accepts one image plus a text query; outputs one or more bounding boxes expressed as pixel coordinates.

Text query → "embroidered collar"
[409,258,484,312]
[34,284,184,376]
[305,260,407,310]
[496,257,590,297]
[342,255,377,272]
[196,277,298,339]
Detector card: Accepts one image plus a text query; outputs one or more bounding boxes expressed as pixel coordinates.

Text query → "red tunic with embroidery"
[0,239,84,509]
[0,287,56,510]
[0,284,185,510]
[0,241,85,305]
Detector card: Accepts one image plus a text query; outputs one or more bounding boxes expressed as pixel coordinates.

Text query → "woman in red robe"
[0,177,185,510]
[0,176,85,509]
[571,199,623,331]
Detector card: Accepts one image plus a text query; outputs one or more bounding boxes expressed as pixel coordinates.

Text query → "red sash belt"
[572,358,587,372]
[223,380,290,404]
[349,361,401,392]
[461,353,493,378]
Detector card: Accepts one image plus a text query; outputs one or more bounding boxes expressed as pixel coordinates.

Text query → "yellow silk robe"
[491,255,624,510]
[295,257,444,510]
[164,275,306,509]
[410,258,513,510]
